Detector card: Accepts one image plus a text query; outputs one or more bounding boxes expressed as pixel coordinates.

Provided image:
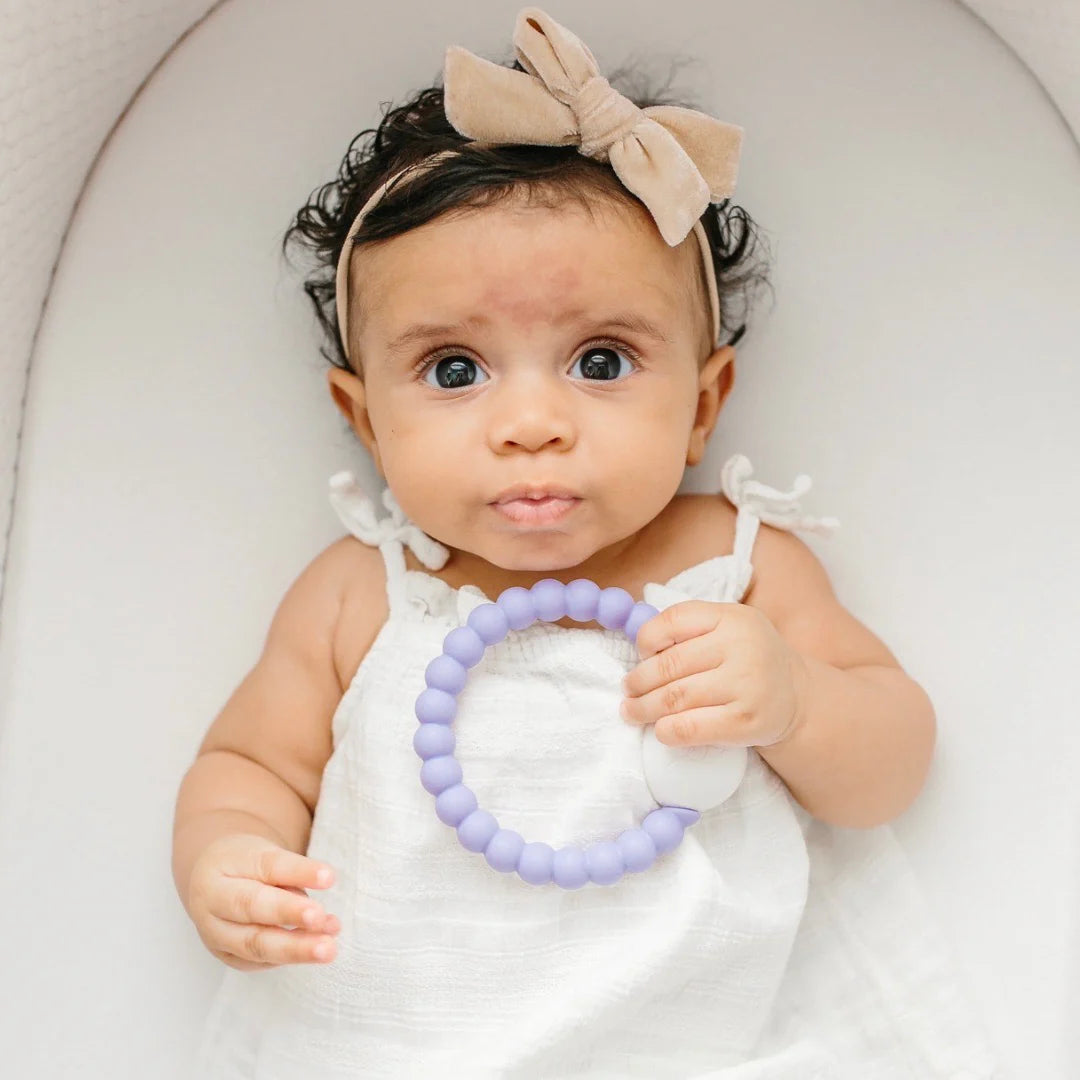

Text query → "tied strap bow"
[328,471,451,571]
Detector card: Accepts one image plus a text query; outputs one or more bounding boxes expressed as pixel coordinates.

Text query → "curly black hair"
[281,55,773,377]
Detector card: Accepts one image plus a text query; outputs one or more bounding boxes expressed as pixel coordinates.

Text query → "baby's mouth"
[491,495,581,526]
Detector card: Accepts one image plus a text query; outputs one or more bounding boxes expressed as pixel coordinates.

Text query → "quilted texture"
[0,0,220,605]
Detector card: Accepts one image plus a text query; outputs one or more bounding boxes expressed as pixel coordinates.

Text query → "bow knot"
[443,7,743,247]
[328,472,451,570]
[720,455,841,536]
[571,75,645,160]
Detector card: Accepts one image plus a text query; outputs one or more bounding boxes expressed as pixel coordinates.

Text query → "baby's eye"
[570,345,636,382]
[420,355,490,391]
[416,342,638,391]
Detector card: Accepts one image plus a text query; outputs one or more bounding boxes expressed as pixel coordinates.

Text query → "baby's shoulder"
[676,490,829,616]
[720,496,901,672]
[735,504,836,623]
[330,535,391,692]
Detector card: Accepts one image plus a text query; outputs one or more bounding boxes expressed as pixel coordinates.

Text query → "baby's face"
[329,197,734,576]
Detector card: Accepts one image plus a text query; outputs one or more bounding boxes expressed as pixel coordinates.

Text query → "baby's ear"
[327,367,361,422]
[687,346,736,467]
[326,368,382,471]
[701,344,735,395]
[702,342,736,402]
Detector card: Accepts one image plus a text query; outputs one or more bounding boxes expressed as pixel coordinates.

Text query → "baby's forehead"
[355,199,702,335]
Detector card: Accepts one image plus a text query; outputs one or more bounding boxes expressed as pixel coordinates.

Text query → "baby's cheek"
[616,423,687,495]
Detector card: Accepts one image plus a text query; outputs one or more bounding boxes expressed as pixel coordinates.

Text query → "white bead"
[640,726,748,812]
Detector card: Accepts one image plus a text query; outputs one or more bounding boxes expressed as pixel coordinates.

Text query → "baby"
[172,8,1000,1077]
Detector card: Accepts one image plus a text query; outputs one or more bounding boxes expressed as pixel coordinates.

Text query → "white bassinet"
[0,1,1077,1077]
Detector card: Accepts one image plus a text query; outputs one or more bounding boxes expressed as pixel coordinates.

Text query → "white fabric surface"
[1,1,1078,1077]
[192,457,1000,1078]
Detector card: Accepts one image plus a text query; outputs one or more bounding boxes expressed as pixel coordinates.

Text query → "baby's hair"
[282,56,774,376]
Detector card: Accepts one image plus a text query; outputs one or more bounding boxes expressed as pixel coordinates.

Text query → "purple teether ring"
[413,577,702,888]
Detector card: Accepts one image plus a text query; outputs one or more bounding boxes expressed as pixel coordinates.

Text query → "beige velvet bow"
[443,7,743,246]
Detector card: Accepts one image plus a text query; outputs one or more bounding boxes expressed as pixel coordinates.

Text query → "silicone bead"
[584,841,625,885]
[497,586,538,631]
[641,722,743,812]
[484,828,525,872]
[466,602,510,645]
[420,754,462,796]
[417,578,702,889]
[424,653,467,695]
[552,845,590,889]
[615,827,658,872]
[530,578,568,621]
[517,841,556,885]
[435,783,477,826]
[415,687,457,725]
[641,807,685,854]
[442,626,486,668]
[623,601,660,647]
[564,578,602,621]
[413,722,455,760]
[596,586,635,631]
[457,809,500,853]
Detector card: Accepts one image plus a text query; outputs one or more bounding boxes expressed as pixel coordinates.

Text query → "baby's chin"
[456,544,595,576]
[441,531,612,580]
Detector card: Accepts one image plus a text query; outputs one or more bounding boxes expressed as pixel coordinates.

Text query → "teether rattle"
[413,576,745,888]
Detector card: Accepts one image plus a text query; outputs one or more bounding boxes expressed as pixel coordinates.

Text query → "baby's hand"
[620,600,808,749]
[186,833,341,971]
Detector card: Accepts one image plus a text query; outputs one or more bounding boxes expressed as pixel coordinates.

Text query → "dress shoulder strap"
[328,471,450,612]
[719,454,840,602]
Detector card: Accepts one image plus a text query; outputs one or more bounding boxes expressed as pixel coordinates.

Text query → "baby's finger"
[210,915,337,967]
[227,844,335,892]
[209,879,331,932]
[279,885,341,934]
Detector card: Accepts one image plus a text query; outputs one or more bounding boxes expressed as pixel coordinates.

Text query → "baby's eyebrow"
[584,313,674,345]
[385,316,487,356]
[384,311,673,357]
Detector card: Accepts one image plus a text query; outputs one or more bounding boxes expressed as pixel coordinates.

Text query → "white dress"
[191,454,1003,1079]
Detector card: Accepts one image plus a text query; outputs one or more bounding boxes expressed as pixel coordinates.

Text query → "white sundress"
[191,453,1003,1080]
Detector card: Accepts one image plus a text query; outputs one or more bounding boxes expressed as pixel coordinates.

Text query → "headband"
[334,6,744,365]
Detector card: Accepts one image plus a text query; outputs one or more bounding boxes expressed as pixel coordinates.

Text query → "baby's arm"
[745,525,937,829]
[172,539,352,968]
